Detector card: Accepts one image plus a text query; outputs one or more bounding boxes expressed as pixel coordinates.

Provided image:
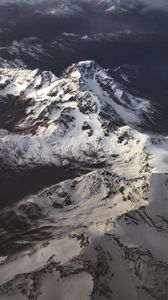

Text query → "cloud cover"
[1,0,168,15]
[0,0,168,9]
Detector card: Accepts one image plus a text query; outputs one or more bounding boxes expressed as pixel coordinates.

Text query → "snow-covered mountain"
[0,59,168,299]
[1,32,168,111]
[0,60,157,170]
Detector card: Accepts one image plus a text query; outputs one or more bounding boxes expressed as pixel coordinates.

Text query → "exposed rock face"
[0,60,168,300]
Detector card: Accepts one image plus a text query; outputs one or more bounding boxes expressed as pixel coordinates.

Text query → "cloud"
[138,0,168,10]
[0,0,168,37]
[1,0,168,11]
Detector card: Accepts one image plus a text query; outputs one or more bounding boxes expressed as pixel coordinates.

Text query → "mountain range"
[0,59,168,299]
[1,1,168,300]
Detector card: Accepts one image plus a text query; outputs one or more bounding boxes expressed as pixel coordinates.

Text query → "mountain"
[1,1,168,299]
[1,32,168,109]
[0,60,168,299]
[0,60,158,176]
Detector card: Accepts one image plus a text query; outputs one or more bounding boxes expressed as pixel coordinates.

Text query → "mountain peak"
[64,60,98,79]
